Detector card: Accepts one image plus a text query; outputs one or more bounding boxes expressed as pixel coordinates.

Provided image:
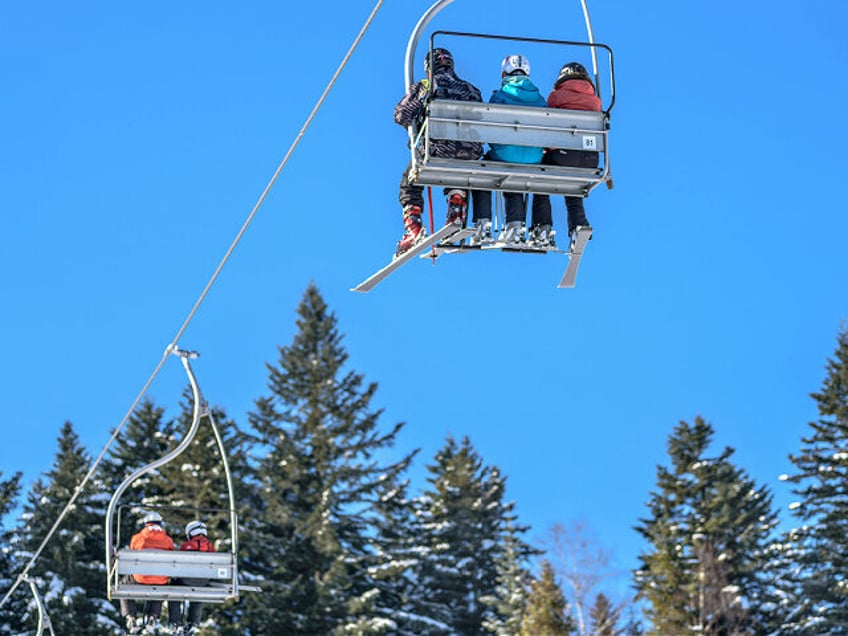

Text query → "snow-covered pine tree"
[520,560,576,635]
[634,416,779,635]
[0,471,26,634]
[482,521,535,635]
[241,283,415,635]
[18,422,120,634]
[778,327,848,634]
[365,474,433,636]
[410,435,530,635]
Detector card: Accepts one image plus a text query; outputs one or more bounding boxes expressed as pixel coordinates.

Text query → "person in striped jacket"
[393,47,483,255]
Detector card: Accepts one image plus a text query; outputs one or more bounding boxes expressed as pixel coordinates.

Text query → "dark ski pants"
[119,577,182,624]
[531,149,599,233]
[472,190,529,225]
[470,151,531,225]
[173,577,209,625]
[398,161,476,220]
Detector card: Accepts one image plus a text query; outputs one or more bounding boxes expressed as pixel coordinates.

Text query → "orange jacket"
[180,535,216,553]
[130,525,175,584]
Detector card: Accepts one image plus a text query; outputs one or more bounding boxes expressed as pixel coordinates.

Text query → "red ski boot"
[445,189,467,225]
[396,206,427,256]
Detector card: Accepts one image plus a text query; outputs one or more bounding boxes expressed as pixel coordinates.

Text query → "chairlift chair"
[404,1,615,199]
[105,348,258,604]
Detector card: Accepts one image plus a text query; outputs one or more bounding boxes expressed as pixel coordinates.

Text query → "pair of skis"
[351,223,591,293]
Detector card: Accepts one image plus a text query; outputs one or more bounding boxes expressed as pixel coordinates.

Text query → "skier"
[120,511,180,635]
[529,62,602,249]
[469,54,548,247]
[393,47,483,256]
[173,520,216,634]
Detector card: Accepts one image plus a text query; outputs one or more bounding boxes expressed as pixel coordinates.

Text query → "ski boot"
[445,189,467,225]
[396,206,427,256]
[468,218,493,247]
[498,221,526,246]
[568,224,593,251]
[529,224,556,249]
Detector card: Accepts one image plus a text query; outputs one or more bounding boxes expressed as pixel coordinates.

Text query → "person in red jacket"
[120,511,177,634]
[176,520,216,631]
[529,62,603,249]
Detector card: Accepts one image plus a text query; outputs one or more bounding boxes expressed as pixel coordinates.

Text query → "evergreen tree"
[520,560,575,635]
[366,476,426,636]
[634,416,779,635]
[19,422,120,635]
[0,471,26,634]
[241,283,415,634]
[589,592,623,636]
[410,435,530,635]
[483,521,533,635]
[779,327,848,633]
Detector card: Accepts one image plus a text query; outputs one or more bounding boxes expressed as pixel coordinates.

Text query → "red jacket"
[547,79,601,112]
[180,535,216,553]
[129,525,175,584]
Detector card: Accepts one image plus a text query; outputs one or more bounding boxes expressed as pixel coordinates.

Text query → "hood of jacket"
[547,79,601,111]
[493,75,547,106]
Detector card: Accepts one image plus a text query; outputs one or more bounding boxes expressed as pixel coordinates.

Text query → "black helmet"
[425,47,454,74]
[555,62,591,87]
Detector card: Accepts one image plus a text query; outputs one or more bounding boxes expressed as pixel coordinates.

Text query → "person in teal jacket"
[470,55,548,246]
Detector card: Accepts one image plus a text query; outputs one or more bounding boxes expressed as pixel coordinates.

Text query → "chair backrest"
[115,548,234,580]
[426,100,608,153]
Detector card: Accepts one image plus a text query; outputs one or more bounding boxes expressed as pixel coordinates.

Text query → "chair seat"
[413,158,604,196]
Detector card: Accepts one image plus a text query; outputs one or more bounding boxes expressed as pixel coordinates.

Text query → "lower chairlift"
[105,348,259,605]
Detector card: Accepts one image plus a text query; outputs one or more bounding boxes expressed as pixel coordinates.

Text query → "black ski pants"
[531,148,598,233]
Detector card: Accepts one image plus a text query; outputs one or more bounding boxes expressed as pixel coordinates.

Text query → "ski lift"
[352,0,614,292]
[23,575,55,636]
[105,348,258,604]
[405,1,615,197]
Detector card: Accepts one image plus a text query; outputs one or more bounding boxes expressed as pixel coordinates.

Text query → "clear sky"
[2,0,847,602]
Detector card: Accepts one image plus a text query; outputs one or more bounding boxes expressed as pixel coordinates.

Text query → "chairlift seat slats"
[413,157,602,196]
[111,583,237,604]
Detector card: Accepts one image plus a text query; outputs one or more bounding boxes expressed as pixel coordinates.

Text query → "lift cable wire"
[0,0,385,609]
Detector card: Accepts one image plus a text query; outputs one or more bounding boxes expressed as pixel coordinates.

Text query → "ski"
[558,226,593,288]
[351,222,469,293]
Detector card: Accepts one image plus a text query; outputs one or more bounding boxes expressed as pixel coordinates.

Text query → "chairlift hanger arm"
[23,576,56,636]
[405,0,612,106]
[104,349,244,602]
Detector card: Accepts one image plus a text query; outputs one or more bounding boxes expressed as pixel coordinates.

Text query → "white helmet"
[142,511,163,526]
[501,54,530,76]
[185,520,208,540]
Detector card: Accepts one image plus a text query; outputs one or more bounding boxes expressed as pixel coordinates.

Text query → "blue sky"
[2,0,847,603]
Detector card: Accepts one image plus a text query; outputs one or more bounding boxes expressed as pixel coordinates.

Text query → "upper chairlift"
[409,33,615,198]
[105,348,258,604]
[352,0,615,292]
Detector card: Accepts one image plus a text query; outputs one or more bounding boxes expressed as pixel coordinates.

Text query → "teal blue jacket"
[488,75,547,164]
